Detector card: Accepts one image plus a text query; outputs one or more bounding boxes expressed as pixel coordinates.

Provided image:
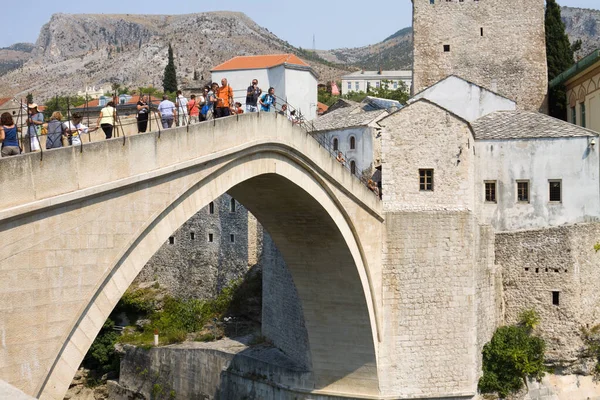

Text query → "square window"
[430,0,434,4]
[347,82,351,90]
[517,180,529,203]
[484,181,497,203]
[168,236,175,245]
[443,44,450,52]
[549,180,562,202]
[419,169,434,191]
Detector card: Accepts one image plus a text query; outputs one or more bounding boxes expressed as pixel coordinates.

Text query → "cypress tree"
[545,0,575,120]
[163,44,178,93]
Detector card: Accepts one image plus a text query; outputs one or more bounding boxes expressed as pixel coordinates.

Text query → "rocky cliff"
[0,12,349,101]
[561,6,600,59]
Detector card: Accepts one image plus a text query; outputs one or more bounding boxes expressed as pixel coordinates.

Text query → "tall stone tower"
[412,0,548,111]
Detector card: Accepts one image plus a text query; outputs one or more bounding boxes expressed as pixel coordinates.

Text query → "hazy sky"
[1,0,598,49]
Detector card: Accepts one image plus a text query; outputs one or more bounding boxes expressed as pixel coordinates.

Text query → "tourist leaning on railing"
[0,112,21,157]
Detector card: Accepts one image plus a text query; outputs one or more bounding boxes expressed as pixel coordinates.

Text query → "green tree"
[546,0,575,120]
[26,93,33,105]
[367,80,409,104]
[478,310,546,398]
[43,96,87,119]
[162,44,178,93]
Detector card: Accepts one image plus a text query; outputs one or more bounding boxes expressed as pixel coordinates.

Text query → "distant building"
[341,70,412,96]
[550,49,600,132]
[77,85,112,100]
[211,54,319,120]
[311,96,400,177]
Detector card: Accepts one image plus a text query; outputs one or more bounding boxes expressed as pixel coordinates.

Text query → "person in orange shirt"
[231,102,244,115]
[215,78,234,118]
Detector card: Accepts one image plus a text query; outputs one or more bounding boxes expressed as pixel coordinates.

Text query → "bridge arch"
[0,114,382,399]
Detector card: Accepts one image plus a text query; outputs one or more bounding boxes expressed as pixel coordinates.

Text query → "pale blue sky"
[1,0,598,49]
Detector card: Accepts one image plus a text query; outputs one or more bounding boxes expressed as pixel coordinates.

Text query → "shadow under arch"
[38,149,380,399]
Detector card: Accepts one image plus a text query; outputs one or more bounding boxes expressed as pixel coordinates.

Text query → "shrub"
[478,324,546,397]
[581,324,600,378]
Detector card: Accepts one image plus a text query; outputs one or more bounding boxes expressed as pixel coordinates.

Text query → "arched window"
[350,160,356,175]
[333,137,339,151]
[230,198,236,213]
[350,136,356,150]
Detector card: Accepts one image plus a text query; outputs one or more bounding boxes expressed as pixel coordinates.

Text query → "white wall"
[211,69,270,107]
[475,137,600,231]
[211,66,317,120]
[410,76,516,122]
[284,68,318,120]
[317,126,374,175]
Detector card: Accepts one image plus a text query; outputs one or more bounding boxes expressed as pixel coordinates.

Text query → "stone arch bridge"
[0,113,386,399]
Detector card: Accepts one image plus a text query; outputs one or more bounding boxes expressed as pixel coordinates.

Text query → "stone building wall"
[412,0,547,111]
[133,193,311,369]
[379,99,475,212]
[497,223,600,364]
[134,194,250,299]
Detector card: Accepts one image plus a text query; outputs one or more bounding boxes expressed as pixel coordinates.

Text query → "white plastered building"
[211,54,319,120]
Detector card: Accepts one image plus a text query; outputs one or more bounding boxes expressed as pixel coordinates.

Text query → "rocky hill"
[317,27,413,71]
[0,43,34,77]
[561,6,600,59]
[0,12,350,101]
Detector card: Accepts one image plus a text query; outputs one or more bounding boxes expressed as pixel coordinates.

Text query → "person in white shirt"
[175,90,188,127]
[63,113,97,146]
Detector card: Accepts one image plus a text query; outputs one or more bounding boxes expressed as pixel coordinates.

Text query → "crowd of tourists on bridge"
[0,77,300,157]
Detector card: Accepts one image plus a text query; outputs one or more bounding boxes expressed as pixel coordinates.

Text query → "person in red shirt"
[231,102,244,115]
[188,94,200,124]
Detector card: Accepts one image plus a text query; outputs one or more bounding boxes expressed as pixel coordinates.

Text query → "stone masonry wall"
[496,223,600,364]
[134,194,250,299]
[412,0,548,111]
[380,100,475,212]
[261,229,311,370]
[380,211,478,397]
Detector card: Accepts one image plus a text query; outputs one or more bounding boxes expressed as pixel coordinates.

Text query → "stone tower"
[412,0,548,111]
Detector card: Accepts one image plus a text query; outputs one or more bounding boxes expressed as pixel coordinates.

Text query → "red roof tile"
[212,54,309,71]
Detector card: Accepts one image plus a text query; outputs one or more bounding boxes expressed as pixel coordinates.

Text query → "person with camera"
[246,79,261,113]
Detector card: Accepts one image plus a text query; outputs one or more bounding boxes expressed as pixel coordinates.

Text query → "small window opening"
[230,198,236,213]
[545,268,548,272]
[430,0,434,4]
[535,268,539,273]
[333,138,339,151]
[443,44,450,52]
[419,169,434,191]
[230,234,235,243]
[209,202,214,214]
[169,236,175,245]
[552,291,560,306]
[554,269,559,273]
[480,27,484,36]
[208,233,214,243]
[565,269,568,273]
[350,160,356,174]
[350,136,356,150]
[524,268,529,272]
[190,232,195,240]
[517,180,529,203]
[485,181,496,203]
[549,180,562,203]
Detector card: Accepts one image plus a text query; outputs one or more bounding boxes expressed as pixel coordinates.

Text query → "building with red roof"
[211,54,318,120]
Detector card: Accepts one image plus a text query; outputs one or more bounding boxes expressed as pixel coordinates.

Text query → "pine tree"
[163,44,178,93]
[546,0,575,120]
[26,93,33,105]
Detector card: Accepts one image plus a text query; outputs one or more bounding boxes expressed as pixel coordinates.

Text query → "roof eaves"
[549,49,600,88]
